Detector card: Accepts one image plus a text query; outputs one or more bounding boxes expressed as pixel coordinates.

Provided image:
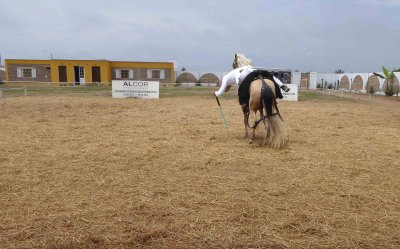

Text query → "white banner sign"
[281,84,298,101]
[112,80,159,99]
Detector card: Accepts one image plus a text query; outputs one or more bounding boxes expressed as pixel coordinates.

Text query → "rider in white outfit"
[214,66,287,97]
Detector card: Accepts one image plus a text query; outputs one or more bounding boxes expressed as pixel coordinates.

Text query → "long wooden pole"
[214,95,228,129]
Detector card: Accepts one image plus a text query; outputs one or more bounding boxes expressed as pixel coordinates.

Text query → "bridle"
[232,60,238,69]
[232,53,238,69]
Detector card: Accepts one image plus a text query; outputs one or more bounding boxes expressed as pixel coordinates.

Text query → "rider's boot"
[280,84,290,92]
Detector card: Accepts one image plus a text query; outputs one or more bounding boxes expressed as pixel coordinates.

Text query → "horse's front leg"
[242,104,249,138]
[244,113,249,138]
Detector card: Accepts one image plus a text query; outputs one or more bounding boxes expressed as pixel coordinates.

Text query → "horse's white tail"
[263,115,289,148]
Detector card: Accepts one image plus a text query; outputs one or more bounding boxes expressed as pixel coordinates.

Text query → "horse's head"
[232,53,253,69]
[232,53,239,69]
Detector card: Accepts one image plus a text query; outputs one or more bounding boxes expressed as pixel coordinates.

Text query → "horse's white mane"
[235,53,253,67]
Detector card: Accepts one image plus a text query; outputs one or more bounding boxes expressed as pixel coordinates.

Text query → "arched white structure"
[306,72,400,92]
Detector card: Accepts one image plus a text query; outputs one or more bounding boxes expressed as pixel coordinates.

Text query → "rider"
[214,61,290,108]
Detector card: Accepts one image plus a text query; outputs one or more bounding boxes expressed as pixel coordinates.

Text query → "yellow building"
[5,59,175,85]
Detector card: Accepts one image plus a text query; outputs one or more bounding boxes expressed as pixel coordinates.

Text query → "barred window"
[152,70,160,79]
[121,70,129,79]
[17,67,36,78]
[147,69,165,79]
[115,69,133,79]
[79,67,85,77]
[23,69,32,78]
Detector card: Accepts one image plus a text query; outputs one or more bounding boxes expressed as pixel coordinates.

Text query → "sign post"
[112,80,159,99]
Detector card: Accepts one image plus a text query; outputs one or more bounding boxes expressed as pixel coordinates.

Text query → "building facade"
[5,59,175,85]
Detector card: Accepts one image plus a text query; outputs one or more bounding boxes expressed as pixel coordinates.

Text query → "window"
[121,70,129,79]
[79,67,84,78]
[23,69,32,78]
[115,69,133,79]
[152,70,161,79]
[147,69,165,79]
[17,67,37,78]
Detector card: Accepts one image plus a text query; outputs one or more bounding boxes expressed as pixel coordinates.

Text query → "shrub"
[327,84,333,89]
[316,83,322,89]
[384,85,396,96]
[367,86,376,94]
[374,66,400,97]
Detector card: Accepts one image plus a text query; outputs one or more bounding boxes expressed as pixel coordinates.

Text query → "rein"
[246,112,280,129]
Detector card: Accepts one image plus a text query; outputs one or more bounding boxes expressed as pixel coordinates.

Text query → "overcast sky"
[1,0,399,73]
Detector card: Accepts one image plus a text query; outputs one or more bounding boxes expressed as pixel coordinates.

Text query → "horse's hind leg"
[249,111,257,144]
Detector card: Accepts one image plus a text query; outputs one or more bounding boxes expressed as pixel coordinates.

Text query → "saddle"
[238,71,283,106]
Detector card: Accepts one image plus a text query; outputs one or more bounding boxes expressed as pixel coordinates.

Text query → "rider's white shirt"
[214,66,252,97]
[214,66,284,97]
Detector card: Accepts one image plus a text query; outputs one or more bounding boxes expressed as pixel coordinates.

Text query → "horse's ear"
[235,53,238,60]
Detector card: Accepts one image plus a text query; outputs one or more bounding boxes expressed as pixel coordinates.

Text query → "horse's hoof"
[249,140,254,144]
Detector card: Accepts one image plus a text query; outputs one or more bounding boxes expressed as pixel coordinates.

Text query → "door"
[74,66,80,84]
[74,66,85,85]
[79,67,85,84]
[58,66,67,83]
[92,66,101,83]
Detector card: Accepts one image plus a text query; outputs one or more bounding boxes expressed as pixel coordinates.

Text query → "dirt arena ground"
[1,91,400,248]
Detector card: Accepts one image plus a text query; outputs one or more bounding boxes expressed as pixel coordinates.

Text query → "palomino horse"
[247,78,288,148]
[232,53,288,147]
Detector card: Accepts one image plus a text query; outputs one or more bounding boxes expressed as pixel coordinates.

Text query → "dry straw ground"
[1,91,400,248]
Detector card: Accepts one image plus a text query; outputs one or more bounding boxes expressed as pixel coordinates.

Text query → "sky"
[0,0,399,73]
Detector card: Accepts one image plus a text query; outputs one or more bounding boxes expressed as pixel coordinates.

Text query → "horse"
[247,78,289,148]
[232,53,288,148]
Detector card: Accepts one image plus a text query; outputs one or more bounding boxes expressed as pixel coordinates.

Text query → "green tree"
[335,69,345,74]
[373,66,400,96]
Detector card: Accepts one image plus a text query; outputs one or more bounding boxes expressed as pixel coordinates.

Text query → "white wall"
[335,72,400,91]
[316,73,339,88]
[291,72,301,88]
[305,72,400,91]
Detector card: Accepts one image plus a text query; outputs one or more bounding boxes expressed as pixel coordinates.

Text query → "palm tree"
[335,69,345,74]
[373,66,400,96]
